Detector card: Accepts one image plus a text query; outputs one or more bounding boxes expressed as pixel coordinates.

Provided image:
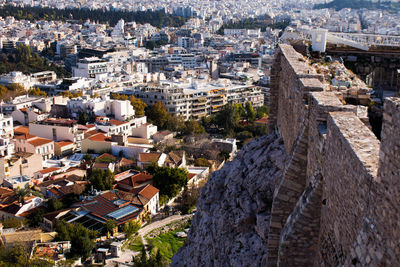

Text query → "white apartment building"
[72,57,109,79]
[224,28,261,38]
[0,71,34,90]
[95,117,132,136]
[0,114,13,138]
[29,118,84,148]
[0,95,46,114]
[11,107,48,126]
[15,135,55,161]
[67,96,135,121]
[0,138,14,157]
[123,80,263,120]
[166,53,197,69]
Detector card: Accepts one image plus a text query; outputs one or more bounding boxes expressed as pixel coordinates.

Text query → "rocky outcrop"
[172,133,287,267]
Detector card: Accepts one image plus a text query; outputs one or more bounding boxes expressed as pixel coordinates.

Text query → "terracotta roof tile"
[138,184,159,200]
[255,117,269,124]
[56,141,73,147]
[28,137,53,147]
[14,126,29,135]
[87,133,111,142]
[39,167,61,175]
[138,153,161,163]
[109,119,128,126]
[117,172,153,188]
[97,153,117,161]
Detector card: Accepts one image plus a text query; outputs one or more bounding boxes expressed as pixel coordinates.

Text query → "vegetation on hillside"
[314,0,400,11]
[0,5,187,27]
[148,165,188,199]
[201,103,269,143]
[0,44,70,78]
[86,168,115,191]
[0,245,53,266]
[55,220,98,259]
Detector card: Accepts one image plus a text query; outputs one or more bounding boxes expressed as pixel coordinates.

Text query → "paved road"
[138,214,193,237]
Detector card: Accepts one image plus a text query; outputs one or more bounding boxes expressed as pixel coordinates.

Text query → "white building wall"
[29,123,75,142]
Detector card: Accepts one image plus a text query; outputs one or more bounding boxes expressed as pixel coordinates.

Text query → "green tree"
[28,87,47,97]
[256,105,269,119]
[183,119,205,135]
[245,102,256,122]
[151,166,188,198]
[47,197,63,212]
[129,95,147,117]
[164,114,185,132]
[77,111,89,125]
[87,169,115,191]
[27,208,45,227]
[146,101,168,129]
[54,221,97,259]
[123,220,141,238]
[105,219,117,235]
[1,217,22,229]
[194,158,211,168]
[215,104,239,135]
[235,104,246,120]
[15,188,29,204]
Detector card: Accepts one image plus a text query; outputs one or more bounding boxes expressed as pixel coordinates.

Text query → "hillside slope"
[172,133,286,266]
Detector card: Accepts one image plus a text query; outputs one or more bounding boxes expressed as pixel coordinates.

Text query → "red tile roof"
[74,190,143,225]
[15,133,36,140]
[39,167,61,175]
[97,153,117,161]
[28,137,53,147]
[188,173,196,181]
[118,172,153,188]
[138,184,159,200]
[138,153,161,163]
[119,158,135,166]
[42,118,77,126]
[255,117,269,124]
[56,141,74,147]
[14,126,29,136]
[87,133,111,142]
[109,119,128,126]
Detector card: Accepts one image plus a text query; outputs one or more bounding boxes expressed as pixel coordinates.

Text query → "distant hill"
[314,0,400,11]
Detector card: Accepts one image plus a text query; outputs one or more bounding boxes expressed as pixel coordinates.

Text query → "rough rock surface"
[172,133,287,267]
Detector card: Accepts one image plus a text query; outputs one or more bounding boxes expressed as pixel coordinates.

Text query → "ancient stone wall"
[268,44,400,266]
[172,45,399,267]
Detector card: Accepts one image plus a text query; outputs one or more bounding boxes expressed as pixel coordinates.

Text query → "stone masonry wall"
[268,44,400,266]
[172,45,400,267]
[316,112,380,266]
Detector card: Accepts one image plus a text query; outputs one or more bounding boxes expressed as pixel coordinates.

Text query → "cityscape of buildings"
[0,0,398,265]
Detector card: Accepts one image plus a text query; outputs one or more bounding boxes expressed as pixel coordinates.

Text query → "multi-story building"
[0,138,14,158]
[0,71,34,90]
[15,134,55,161]
[11,107,48,126]
[0,114,13,138]
[121,81,263,120]
[0,95,52,114]
[72,57,109,79]
[29,118,84,148]
[95,117,132,136]
[67,96,135,121]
